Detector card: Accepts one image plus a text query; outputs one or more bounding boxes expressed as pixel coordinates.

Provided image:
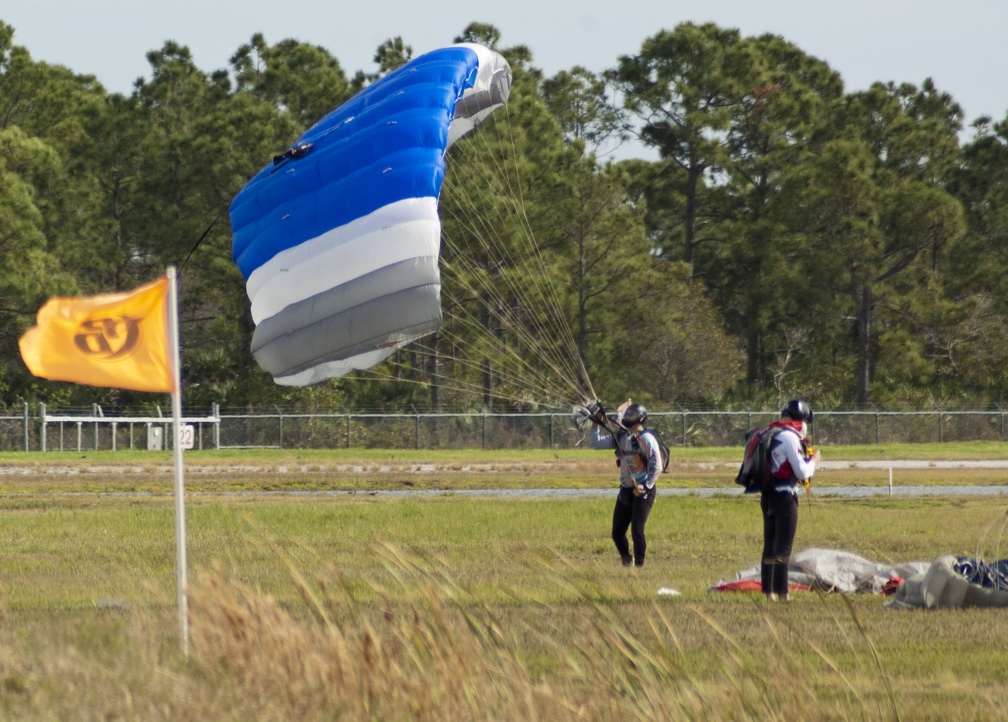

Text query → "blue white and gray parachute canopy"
[229,44,512,386]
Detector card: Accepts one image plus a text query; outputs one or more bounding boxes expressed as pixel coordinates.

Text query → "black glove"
[587,401,607,425]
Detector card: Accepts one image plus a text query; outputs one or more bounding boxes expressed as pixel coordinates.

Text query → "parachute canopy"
[711,547,1008,609]
[886,555,1008,609]
[230,44,512,386]
[710,548,928,595]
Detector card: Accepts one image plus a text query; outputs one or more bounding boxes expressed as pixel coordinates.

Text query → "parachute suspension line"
[973,511,1008,567]
[352,352,537,405]
[496,101,597,403]
[454,108,570,349]
[344,199,582,406]
[436,215,591,406]
[411,328,576,407]
[436,115,595,408]
[178,216,219,278]
[437,105,592,405]
[433,254,588,407]
[447,189,591,404]
[493,100,593,399]
[348,309,579,410]
[490,100,594,398]
[435,230,583,408]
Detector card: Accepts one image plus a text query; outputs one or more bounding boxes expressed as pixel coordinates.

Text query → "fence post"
[22,402,28,452]
[39,402,46,453]
[92,404,99,450]
[483,413,487,450]
[415,413,421,451]
[550,414,554,449]
[346,415,351,449]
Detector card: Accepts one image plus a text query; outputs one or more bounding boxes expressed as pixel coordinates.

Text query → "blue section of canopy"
[954,557,1008,590]
[229,46,482,278]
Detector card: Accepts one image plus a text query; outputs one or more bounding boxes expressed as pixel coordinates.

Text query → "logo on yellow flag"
[19,276,176,393]
[74,315,141,359]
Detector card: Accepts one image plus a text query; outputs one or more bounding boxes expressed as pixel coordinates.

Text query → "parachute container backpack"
[735,426,785,493]
[631,431,670,473]
[229,45,512,385]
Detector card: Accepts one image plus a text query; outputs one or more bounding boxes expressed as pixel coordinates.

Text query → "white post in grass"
[167,265,189,657]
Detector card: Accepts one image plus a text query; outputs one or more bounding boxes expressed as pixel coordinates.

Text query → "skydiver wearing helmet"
[761,399,821,602]
[587,400,661,568]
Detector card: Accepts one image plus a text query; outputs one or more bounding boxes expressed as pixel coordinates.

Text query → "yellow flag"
[19,276,175,393]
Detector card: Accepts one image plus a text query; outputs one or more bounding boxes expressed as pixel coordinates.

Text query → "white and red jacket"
[767,420,817,494]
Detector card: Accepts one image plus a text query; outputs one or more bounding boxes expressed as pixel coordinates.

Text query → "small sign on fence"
[179,424,195,450]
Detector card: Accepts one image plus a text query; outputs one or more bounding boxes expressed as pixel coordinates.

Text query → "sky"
[4,0,1007,153]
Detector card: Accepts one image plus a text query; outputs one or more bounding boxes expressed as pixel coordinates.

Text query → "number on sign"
[178,424,195,450]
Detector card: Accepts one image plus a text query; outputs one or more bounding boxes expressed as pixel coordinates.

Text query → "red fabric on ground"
[712,580,811,593]
[881,576,904,595]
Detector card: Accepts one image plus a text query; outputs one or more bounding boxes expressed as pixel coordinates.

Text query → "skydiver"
[587,400,661,568]
[760,399,821,602]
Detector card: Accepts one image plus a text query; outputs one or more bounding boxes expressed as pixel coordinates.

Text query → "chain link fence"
[2,404,1006,452]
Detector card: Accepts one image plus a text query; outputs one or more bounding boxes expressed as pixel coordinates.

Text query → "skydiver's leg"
[762,492,798,599]
[630,489,655,567]
[771,493,799,598]
[761,493,777,599]
[612,489,634,566]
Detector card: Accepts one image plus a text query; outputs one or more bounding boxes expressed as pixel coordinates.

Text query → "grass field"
[0,444,1007,719]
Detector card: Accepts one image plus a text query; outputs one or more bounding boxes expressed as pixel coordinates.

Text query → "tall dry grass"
[2,533,1000,720]
[181,544,894,722]
[0,546,893,720]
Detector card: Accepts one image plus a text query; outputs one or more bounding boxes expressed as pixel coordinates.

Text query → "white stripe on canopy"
[246,198,440,325]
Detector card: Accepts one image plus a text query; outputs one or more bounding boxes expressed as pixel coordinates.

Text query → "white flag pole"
[167,265,189,657]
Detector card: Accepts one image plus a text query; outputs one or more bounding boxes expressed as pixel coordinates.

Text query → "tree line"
[1,19,1006,414]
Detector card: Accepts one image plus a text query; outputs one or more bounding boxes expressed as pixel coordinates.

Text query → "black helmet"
[781,399,813,423]
[622,403,648,427]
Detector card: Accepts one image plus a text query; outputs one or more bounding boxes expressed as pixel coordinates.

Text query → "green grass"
[0,451,1007,718]
[5,438,1008,466]
[3,441,1008,495]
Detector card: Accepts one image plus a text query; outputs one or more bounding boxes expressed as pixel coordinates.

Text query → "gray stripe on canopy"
[251,258,441,379]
